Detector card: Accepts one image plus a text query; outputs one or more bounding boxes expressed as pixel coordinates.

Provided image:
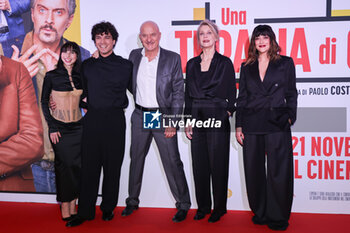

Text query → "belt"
[0,26,9,34]
[135,103,159,112]
[192,97,227,102]
[33,160,55,171]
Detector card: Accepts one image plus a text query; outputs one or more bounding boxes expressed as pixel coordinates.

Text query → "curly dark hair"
[91,21,119,47]
[57,41,82,73]
[245,25,281,65]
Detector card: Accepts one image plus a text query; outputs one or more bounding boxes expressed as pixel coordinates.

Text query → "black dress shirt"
[81,53,133,111]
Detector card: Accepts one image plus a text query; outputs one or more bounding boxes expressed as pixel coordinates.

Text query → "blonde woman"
[185,20,236,223]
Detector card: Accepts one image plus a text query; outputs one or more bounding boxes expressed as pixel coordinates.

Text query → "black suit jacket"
[236,56,297,134]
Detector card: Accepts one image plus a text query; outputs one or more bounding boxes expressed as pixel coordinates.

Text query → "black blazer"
[236,56,297,134]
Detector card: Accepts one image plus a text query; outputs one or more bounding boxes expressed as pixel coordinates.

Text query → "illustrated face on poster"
[31,0,73,44]
[0,0,80,194]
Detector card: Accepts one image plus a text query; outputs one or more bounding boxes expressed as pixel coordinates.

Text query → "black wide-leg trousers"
[243,132,294,224]
[78,109,126,220]
[190,100,231,214]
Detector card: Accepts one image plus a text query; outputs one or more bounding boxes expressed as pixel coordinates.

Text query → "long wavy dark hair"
[57,41,82,73]
[245,25,281,65]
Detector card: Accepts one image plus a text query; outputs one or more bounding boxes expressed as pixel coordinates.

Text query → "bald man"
[122,21,191,222]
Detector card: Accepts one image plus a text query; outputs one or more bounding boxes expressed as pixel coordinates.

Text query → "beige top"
[51,88,83,123]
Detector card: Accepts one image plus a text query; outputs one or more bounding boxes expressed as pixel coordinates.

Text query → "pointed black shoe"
[268,221,289,231]
[121,205,139,216]
[194,210,210,220]
[66,216,85,227]
[208,212,226,223]
[172,209,188,222]
[252,215,268,225]
[102,211,114,221]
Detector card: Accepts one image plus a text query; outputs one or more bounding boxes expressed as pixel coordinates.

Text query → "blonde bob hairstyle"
[196,19,219,48]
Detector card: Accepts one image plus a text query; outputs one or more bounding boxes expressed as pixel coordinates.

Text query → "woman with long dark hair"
[184,19,236,223]
[41,42,85,221]
[235,25,297,230]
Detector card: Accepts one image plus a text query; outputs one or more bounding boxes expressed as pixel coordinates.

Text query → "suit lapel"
[0,59,9,88]
[156,48,165,98]
[132,50,142,97]
[262,61,276,91]
[250,61,267,92]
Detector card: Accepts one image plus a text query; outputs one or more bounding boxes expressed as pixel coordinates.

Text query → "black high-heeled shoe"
[60,204,72,221]
[62,216,72,221]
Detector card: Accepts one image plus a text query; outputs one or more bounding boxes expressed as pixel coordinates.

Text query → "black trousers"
[78,109,126,219]
[243,132,293,224]
[52,123,82,202]
[190,100,231,214]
